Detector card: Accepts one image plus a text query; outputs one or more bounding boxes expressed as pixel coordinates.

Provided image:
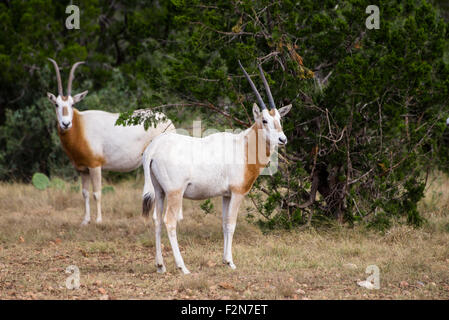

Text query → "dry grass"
[1,177,449,300]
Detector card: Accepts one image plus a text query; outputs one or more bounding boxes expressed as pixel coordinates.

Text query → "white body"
[146,132,247,200]
[76,110,173,172]
[60,108,174,226]
[142,105,291,274]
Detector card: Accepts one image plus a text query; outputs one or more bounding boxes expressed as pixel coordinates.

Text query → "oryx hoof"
[179,266,191,275]
[156,264,166,274]
[224,261,237,270]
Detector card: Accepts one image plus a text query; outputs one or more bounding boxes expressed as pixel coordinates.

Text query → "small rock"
[98,288,107,294]
[344,263,358,269]
[80,249,88,257]
[357,280,376,290]
[416,281,425,287]
[295,288,305,295]
[218,282,234,290]
[400,281,409,288]
[206,260,216,268]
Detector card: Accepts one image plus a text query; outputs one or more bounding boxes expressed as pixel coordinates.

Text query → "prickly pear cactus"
[50,177,66,190]
[102,185,115,195]
[32,173,50,190]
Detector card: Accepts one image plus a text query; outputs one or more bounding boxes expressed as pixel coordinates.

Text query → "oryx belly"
[150,132,246,199]
[81,110,173,171]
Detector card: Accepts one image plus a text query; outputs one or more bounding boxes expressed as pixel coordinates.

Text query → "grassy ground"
[0,177,449,300]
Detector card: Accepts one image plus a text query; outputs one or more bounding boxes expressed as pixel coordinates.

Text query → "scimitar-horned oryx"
[141,60,292,274]
[47,58,175,225]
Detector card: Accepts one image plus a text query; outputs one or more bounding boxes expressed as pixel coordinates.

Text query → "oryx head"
[47,58,88,131]
[239,60,292,146]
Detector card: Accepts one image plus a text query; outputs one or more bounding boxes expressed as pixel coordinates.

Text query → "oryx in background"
[47,58,175,225]
[141,60,292,274]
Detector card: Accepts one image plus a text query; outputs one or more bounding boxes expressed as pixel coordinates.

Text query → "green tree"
[123,0,448,228]
[0,0,181,179]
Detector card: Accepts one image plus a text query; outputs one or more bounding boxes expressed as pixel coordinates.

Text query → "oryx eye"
[262,119,268,124]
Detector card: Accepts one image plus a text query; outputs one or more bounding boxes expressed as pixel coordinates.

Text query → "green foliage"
[101,185,115,195]
[50,177,66,190]
[367,212,392,232]
[444,222,449,233]
[1,0,449,231]
[123,0,447,230]
[31,172,50,190]
[70,184,80,193]
[0,0,183,181]
[0,100,67,180]
[200,199,214,215]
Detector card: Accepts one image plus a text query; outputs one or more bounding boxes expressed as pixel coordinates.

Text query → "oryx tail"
[142,147,156,218]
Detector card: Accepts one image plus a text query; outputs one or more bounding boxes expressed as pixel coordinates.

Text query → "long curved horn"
[238,60,267,110]
[258,64,276,110]
[47,58,63,96]
[67,61,85,96]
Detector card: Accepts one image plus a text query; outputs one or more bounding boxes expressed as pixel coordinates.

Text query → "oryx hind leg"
[222,196,231,266]
[152,174,166,273]
[164,189,190,274]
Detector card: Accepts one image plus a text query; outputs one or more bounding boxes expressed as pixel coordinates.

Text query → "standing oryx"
[142,61,292,274]
[47,58,175,225]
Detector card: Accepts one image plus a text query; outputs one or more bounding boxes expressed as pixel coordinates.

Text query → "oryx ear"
[72,90,88,104]
[252,103,261,120]
[47,92,57,104]
[278,104,292,117]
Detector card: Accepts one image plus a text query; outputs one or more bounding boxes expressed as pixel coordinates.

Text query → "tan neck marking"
[231,123,272,195]
[58,109,105,169]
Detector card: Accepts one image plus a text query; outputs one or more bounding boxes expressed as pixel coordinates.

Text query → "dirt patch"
[0,181,449,299]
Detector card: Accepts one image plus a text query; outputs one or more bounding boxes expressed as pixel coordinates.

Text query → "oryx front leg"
[222,193,243,270]
[89,167,102,224]
[164,190,190,274]
[80,171,91,226]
